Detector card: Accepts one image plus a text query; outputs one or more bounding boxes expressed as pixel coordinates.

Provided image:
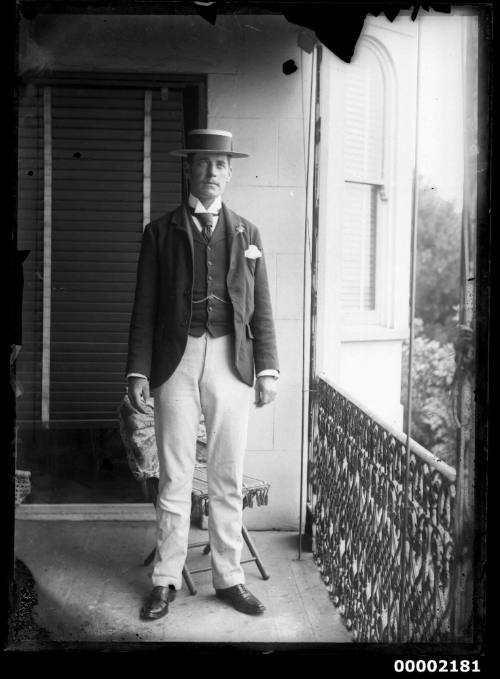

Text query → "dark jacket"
[126,202,279,389]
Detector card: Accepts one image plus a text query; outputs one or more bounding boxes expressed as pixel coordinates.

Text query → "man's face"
[187,153,232,203]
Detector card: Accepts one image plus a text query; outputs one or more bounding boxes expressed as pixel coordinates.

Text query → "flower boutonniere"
[244,244,262,260]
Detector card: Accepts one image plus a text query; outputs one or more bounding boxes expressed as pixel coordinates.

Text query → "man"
[126,129,279,621]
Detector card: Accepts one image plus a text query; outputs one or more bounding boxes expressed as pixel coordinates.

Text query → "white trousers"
[151,333,253,590]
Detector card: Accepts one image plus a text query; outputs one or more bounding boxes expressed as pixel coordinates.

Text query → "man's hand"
[128,376,151,414]
[254,376,278,408]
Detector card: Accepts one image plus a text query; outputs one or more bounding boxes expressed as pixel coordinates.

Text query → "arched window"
[341,41,388,321]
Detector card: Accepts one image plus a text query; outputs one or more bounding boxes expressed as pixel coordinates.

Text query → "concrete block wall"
[19,13,311,529]
[207,19,311,531]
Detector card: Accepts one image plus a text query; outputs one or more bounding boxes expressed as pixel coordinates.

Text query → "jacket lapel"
[172,203,194,258]
[223,202,248,290]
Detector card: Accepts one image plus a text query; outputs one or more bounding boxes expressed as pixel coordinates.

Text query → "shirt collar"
[188,193,221,214]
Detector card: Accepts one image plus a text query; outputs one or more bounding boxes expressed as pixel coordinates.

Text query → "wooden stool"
[143,465,271,594]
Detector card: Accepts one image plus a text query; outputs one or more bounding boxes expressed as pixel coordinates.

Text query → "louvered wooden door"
[16,85,44,423]
[50,86,183,421]
[17,81,186,423]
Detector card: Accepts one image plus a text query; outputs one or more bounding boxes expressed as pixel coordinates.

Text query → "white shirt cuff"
[127,370,278,381]
[256,369,279,379]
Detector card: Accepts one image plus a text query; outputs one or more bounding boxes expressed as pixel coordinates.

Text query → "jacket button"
[184,289,190,295]
[208,275,213,281]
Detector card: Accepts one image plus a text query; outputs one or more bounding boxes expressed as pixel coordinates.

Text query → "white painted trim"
[41,86,52,424]
[340,325,409,342]
[189,129,232,137]
[143,89,152,229]
[16,503,156,521]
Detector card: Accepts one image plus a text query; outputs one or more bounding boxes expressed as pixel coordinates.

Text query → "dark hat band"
[169,129,249,158]
[188,133,233,153]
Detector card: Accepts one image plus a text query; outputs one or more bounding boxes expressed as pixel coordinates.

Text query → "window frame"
[340,36,397,330]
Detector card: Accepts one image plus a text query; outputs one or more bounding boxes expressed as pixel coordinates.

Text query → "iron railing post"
[398,17,422,643]
[302,44,322,560]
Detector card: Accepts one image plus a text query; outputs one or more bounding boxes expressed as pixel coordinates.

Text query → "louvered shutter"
[151,88,184,220]
[341,47,384,315]
[16,85,44,422]
[16,82,185,423]
[344,58,384,182]
[341,183,377,311]
[50,86,145,421]
[49,86,184,421]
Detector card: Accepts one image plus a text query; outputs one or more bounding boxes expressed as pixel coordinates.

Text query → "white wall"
[19,13,311,529]
[205,22,312,530]
[339,340,405,429]
[316,15,418,431]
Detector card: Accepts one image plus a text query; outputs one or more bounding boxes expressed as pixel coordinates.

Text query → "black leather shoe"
[215,584,265,615]
[140,586,176,621]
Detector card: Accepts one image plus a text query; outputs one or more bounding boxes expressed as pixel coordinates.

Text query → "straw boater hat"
[169,129,249,158]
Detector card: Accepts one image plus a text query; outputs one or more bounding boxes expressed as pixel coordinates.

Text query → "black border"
[4,0,494,669]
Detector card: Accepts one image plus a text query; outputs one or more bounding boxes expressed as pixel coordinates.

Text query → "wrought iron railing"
[309,377,456,642]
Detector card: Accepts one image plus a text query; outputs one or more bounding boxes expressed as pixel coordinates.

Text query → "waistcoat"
[189,208,234,338]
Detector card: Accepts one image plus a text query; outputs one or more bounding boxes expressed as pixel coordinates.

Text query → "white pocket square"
[244,245,262,259]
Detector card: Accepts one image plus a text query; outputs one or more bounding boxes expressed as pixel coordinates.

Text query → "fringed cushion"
[191,465,270,517]
[117,394,208,481]
[117,394,158,481]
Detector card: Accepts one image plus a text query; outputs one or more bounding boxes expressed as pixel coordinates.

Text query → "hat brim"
[169,148,249,158]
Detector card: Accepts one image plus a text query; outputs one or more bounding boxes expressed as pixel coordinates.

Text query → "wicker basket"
[15,470,31,506]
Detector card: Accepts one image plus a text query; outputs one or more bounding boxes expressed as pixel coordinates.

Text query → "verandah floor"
[11,520,352,648]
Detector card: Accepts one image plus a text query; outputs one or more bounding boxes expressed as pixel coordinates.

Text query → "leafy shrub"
[401,325,457,467]
[399,183,462,468]
[415,183,461,344]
